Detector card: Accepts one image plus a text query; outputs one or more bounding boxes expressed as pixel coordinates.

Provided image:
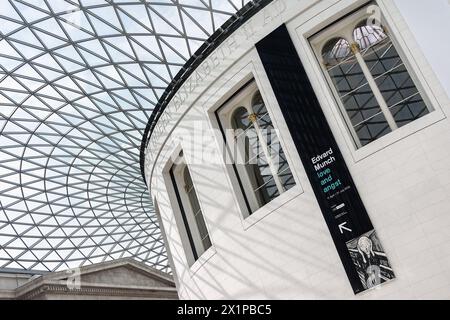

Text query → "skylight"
[0,0,250,273]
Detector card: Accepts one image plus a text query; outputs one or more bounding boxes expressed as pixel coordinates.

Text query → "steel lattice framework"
[0,0,250,273]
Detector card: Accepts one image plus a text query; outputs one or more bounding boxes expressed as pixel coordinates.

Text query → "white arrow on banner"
[339,222,352,234]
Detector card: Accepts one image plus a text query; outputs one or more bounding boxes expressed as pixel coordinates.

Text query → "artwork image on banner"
[346,230,395,291]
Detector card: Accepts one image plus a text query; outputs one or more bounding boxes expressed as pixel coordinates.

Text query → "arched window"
[313,6,432,147]
[218,82,296,216]
[169,158,211,265]
[321,36,387,147]
[322,37,351,66]
[231,106,251,130]
[232,103,277,210]
[353,22,387,50]
[354,21,429,131]
[183,166,211,254]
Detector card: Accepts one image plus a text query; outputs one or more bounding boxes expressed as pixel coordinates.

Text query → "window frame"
[215,80,297,218]
[309,3,434,149]
[202,58,304,231]
[163,148,214,270]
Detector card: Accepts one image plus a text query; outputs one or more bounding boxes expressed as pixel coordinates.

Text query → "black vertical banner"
[256,25,395,294]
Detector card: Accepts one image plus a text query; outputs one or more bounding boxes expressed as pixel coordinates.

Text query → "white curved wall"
[145,0,450,300]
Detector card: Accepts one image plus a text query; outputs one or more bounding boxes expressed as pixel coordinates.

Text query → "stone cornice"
[2,259,178,300]
[16,281,178,300]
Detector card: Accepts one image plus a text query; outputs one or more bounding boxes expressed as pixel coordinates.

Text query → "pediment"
[45,259,175,288]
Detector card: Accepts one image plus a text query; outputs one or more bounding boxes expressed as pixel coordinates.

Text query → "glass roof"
[0,0,250,273]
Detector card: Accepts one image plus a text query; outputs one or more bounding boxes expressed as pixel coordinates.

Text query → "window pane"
[188,189,201,216]
[353,23,387,50]
[277,149,295,191]
[390,94,429,128]
[322,37,351,66]
[183,167,211,257]
[340,82,391,145]
[354,112,391,146]
[363,40,402,77]
[256,112,273,132]
[360,31,430,128]
[184,168,201,213]
[253,93,278,149]
[239,127,260,164]
[248,151,279,206]
[267,132,295,192]
[252,91,295,192]
[201,236,212,251]
[247,150,271,185]
[232,107,251,131]
[252,92,268,117]
[195,213,210,244]
[226,89,296,215]
[342,83,385,127]
[258,115,276,150]
[327,57,367,96]
[375,69,418,107]
[322,37,391,145]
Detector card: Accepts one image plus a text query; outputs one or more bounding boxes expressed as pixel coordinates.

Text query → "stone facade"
[0,259,178,300]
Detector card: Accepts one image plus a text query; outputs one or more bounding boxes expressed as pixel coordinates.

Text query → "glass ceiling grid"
[0,0,250,273]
